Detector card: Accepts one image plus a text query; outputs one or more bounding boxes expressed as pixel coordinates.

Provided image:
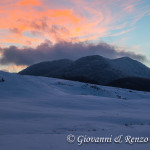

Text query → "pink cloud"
[0,0,149,46]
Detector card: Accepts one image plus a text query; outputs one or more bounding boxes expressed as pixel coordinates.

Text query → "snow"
[0,71,150,150]
[111,57,150,77]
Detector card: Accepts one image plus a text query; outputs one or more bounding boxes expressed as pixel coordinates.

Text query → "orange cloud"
[0,0,149,46]
[4,65,27,72]
[19,0,41,6]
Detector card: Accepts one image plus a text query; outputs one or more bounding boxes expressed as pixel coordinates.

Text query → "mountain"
[19,59,73,76]
[19,55,150,85]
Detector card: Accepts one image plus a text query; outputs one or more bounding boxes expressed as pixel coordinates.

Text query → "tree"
[0,77,5,82]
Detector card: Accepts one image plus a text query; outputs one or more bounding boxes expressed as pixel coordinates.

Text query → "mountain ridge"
[19,55,150,85]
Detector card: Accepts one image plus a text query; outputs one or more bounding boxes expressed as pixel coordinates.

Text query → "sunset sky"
[0,0,150,72]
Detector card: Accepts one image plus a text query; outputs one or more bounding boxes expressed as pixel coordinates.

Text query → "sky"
[0,0,150,72]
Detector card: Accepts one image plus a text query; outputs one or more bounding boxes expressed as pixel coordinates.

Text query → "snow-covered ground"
[0,71,150,150]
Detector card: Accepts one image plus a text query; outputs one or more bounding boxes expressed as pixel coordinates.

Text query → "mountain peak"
[76,55,105,60]
[115,56,133,61]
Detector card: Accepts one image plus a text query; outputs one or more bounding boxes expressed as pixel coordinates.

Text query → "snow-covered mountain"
[19,55,150,85]
[0,71,150,150]
[19,59,72,76]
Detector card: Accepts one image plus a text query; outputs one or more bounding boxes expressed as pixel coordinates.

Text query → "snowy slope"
[0,71,150,150]
[111,57,150,77]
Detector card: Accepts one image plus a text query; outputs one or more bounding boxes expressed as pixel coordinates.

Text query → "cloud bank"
[0,41,147,66]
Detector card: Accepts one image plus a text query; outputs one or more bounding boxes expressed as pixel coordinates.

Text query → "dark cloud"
[31,19,49,31]
[9,28,21,34]
[50,25,68,34]
[30,18,69,33]
[0,40,147,66]
[49,25,70,41]
[30,19,70,41]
